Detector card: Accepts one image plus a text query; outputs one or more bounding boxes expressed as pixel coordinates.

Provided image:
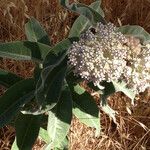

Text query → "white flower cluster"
[68,23,128,87]
[123,41,150,93]
[68,22,150,93]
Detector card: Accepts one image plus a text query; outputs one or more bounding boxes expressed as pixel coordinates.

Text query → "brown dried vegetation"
[0,0,150,149]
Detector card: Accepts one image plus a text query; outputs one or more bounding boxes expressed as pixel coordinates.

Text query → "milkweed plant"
[0,0,150,149]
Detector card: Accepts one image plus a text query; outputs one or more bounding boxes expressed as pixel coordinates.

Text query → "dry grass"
[102,0,150,32]
[0,0,150,149]
[0,125,15,150]
[69,91,150,150]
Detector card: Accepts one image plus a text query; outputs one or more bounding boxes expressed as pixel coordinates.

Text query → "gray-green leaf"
[0,69,22,88]
[11,139,19,150]
[47,85,72,147]
[45,137,68,150]
[0,41,51,62]
[118,25,150,43]
[43,37,78,67]
[39,128,50,144]
[101,81,115,106]
[25,17,51,46]
[0,79,35,128]
[112,81,136,105]
[15,113,41,150]
[36,60,67,109]
[71,84,100,136]
[59,0,106,25]
[101,104,117,124]
[69,0,105,37]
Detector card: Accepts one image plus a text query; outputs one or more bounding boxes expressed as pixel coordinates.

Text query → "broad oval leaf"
[45,137,68,150]
[39,128,50,144]
[15,113,41,150]
[99,82,117,123]
[11,138,19,150]
[118,25,150,43]
[59,0,106,25]
[100,81,115,106]
[71,84,100,135]
[100,81,135,123]
[43,37,78,67]
[0,78,35,128]
[0,69,22,88]
[112,81,136,105]
[69,0,105,37]
[47,85,72,148]
[25,17,51,46]
[0,41,51,62]
[36,60,67,109]
[101,104,117,124]
[25,17,52,85]
[100,81,135,105]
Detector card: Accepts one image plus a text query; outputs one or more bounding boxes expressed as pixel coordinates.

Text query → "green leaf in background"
[100,81,135,123]
[33,64,43,83]
[45,137,68,150]
[15,113,41,150]
[118,25,150,43]
[43,37,78,67]
[25,17,52,86]
[59,0,106,25]
[11,138,19,150]
[98,81,117,123]
[53,137,68,150]
[0,79,35,128]
[112,81,136,105]
[0,41,51,62]
[100,81,136,105]
[39,128,50,144]
[36,60,67,109]
[87,82,100,91]
[66,72,83,84]
[101,104,117,124]
[38,37,78,107]
[74,84,85,95]
[20,101,52,115]
[71,84,100,136]
[25,17,51,46]
[69,0,105,37]
[47,84,72,148]
[90,0,104,17]
[0,69,22,88]
[100,81,115,106]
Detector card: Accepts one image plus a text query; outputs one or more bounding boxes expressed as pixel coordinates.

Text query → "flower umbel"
[68,22,150,93]
[68,23,128,86]
[123,40,150,93]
